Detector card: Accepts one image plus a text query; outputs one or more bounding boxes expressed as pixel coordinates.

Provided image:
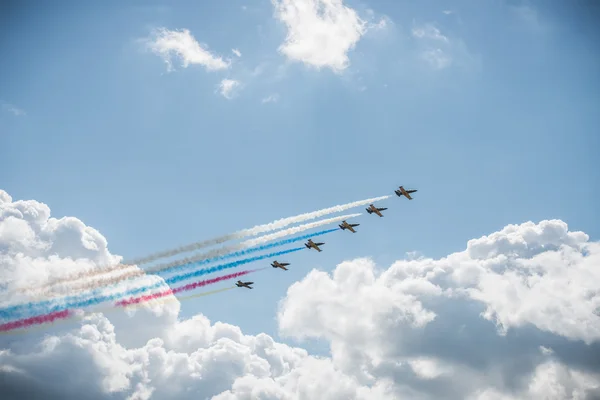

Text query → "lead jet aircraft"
[339,220,360,233]
[305,238,325,252]
[395,186,417,200]
[271,261,290,271]
[236,280,254,289]
[366,204,387,217]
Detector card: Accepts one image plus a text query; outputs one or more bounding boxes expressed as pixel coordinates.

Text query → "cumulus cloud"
[278,219,600,398]
[1,188,599,400]
[218,79,241,99]
[146,28,230,72]
[271,0,367,72]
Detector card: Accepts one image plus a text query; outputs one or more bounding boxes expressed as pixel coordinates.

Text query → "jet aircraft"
[236,280,254,289]
[339,220,360,233]
[305,238,325,252]
[366,204,387,217]
[271,261,290,271]
[395,186,417,200]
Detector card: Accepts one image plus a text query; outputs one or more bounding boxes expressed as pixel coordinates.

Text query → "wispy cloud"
[364,8,391,32]
[412,23,451,69]
[218,79,241,99]
[421,48,451,70]
[2,102,26,117]
[412,23,448,43]
[371,18,388,30]
[411,22,474,70]
[146,28,230,72]
[261,94,279,104]
[232,48,242,57]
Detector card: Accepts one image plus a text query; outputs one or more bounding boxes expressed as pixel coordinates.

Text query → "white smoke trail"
[123,195,389,265]
[24,213,362,298]
[15,194,389,294]
[151,212,362,275]
[239,213,360,247]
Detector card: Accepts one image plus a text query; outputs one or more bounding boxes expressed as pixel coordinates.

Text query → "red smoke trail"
[115,269,258,307]
[0,269,260,333]
[0,309,71,332]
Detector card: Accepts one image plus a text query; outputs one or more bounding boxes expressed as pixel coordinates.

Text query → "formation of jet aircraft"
[236,185,417,289]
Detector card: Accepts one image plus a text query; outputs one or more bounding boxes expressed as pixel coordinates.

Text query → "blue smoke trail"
[1,228,338,320]
[1,247,303,320]
[154,227,339,276]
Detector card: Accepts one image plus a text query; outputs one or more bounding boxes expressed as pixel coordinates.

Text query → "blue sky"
[1,0,598,342]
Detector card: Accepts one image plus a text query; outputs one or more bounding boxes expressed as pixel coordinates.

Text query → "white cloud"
[271,0,367,73]
[261,94,279,104]
[369,17,388,31]
[421,48,452,69]
[2,103,26,117]
[411,23,477,71]
[278,219,600,398]
[146,28,230,72]
[539,346,554,355]
[232,48,242,57]
[412,24,448,43]
[469,361,600,400]
[218,79,241,99]
[1,189,599,400]
[411,23,453,70]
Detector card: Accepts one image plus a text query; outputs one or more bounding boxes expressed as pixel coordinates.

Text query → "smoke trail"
[28,223,343,300]
[116,269,257,307]
[1,247,303,320]
[125,286,236,309]
[123,195,388,264]
[162,286,234,305]
[16,211,361,296]
[0,310,71,332]
[1,287,237,335]
[150,226,340,276]
[239,214,357,248]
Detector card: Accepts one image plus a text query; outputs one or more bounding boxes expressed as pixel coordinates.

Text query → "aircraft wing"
[377,207,388,211]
